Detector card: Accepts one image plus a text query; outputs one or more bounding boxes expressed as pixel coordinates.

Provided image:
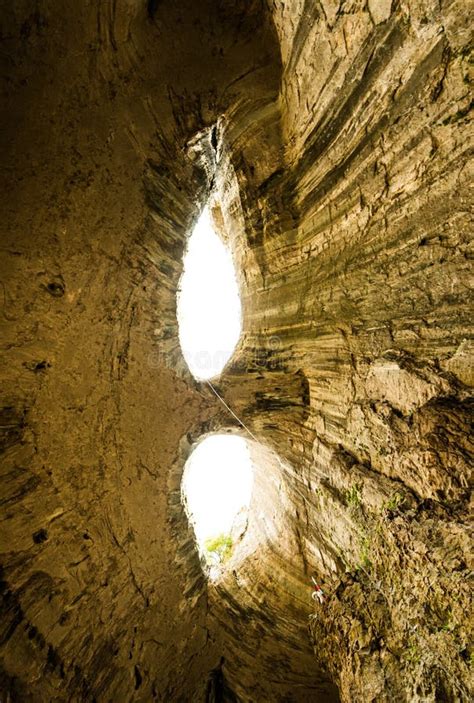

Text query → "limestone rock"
[1,0,472,701]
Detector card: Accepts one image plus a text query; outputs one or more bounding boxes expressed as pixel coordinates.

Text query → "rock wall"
[1,1,472,701]
[213,0,473,700]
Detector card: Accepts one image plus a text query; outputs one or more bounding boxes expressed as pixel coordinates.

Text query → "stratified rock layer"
[1,1,472,701]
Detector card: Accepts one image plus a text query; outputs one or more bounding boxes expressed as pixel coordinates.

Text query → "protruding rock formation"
[1,1,472,701]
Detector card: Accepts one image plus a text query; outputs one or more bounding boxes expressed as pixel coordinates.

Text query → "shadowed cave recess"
[0,1,472,702]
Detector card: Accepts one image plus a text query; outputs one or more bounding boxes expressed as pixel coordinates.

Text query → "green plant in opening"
[204,533,233,565]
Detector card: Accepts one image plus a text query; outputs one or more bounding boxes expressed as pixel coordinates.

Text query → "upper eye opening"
[177,203,242,380]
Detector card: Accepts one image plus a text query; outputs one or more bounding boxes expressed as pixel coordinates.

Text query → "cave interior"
[0,1,473,702]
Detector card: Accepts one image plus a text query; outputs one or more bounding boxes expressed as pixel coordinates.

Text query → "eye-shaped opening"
[181,434,254,579]
[177,205,241,380]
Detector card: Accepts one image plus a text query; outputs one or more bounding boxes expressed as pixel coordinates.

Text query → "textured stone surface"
[1,0,472,701]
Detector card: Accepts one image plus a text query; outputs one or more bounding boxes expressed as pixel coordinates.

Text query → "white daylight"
[177,205,241,379]
[182,435,254,547]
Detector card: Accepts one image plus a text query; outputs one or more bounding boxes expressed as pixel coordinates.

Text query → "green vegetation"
[203,533,233,565]
[357,534,372,571]
[405,640,421,664]
[346,484,362,509]
[382,492,404,513]
[441,620,454,633]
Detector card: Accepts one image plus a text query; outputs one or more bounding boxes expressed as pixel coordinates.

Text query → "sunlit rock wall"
[214,0,473,700]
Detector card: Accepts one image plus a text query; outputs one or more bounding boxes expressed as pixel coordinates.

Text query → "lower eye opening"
[181,434,254,579]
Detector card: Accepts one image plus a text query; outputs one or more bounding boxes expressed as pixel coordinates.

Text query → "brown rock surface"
[1,1,472,701]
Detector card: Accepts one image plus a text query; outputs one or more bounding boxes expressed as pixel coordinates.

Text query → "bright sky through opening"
[182,435,254,547]
[177,206,241,379]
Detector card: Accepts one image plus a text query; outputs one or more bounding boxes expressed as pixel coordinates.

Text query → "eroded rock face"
[1,1,472,701]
